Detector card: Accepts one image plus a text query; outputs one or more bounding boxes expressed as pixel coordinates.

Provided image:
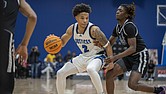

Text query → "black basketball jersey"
[112,19,146,53]
[0,0,20,32]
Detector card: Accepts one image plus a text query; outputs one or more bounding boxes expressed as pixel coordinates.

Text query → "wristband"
[103,41,110,48]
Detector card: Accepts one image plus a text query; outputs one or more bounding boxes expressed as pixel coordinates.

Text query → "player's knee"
[56,70,61,77]
[106,70,116,80]
[128,81,138,91]
[56,69,64,78]
[87,67,95,74]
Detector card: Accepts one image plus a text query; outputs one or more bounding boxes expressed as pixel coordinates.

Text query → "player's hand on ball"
[47,34,57,38]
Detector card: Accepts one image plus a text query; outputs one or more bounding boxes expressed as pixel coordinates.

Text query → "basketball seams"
[45,41,62,52]
[44,36,61,48]
[48,43,62,54]
[44,36,60,46]
[47,43,62,54]
[44,39,62,48]
[44,36,59,43]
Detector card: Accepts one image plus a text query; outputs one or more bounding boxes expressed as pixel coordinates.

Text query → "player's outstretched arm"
[61,25,73,47]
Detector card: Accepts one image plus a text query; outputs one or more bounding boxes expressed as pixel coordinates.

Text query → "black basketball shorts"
[116,48,149,77]
[0,29,15,93]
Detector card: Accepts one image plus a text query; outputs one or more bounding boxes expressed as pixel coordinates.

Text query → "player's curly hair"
[72,3,92,17]
[120,2,136,19]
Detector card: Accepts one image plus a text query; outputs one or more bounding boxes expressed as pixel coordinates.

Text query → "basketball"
[44,35,62,54]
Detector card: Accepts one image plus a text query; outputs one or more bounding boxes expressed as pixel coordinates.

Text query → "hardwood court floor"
[13,78,166,94]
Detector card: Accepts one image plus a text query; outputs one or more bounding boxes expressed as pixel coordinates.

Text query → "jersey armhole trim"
[89,25,96,40]
[72,24,75,38]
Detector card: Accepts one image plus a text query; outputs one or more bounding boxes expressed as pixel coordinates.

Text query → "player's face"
[116,6,128,21]
[75,12,89,28]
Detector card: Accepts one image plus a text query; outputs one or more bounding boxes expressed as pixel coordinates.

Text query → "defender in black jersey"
[0,0,37,93]
[104,3,166,94]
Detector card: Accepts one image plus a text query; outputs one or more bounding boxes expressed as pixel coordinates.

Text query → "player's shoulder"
[19,0,27,5]
[65,24,74,35]
[90,24,100,31]
[67,24,74,30]
[125,20,136,27]
[124,21,137,30]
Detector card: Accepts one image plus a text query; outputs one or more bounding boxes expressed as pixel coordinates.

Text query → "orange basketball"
[44,35,62,54]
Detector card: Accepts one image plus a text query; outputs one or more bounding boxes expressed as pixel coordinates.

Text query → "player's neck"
[78,26,85,34]
[118,19,127,26]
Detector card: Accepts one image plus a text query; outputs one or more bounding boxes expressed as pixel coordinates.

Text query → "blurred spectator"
[72,52,76,58]
[18,61,28,79]
[56,53,63,62]
[54,58,64,75]
[46,58,55,69]
[64,50,72,62]
[29,46,40,78]
[42,57,55,78]
[46,53,56,63]
[52,58,57,66]
[37,61,47,78]
[146,60,155,81]
[150,50,158,65]
[15,55,28,79]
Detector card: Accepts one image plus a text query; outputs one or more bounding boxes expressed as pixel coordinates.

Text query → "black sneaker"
[158,86,166,94]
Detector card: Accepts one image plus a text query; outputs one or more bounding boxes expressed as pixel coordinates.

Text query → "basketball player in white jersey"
[0,0,37,93]
[56,3,114,94]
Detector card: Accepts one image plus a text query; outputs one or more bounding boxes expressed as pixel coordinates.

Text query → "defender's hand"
[104,56,117,64]
[105,63,114,72]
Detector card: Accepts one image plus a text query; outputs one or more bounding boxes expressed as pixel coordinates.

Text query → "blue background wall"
[15,0,166,64]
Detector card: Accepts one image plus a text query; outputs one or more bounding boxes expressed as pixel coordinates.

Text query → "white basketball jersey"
[73,22,104,57]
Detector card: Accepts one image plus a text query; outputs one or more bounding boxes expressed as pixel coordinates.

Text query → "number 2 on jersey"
[82,45,89,53]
